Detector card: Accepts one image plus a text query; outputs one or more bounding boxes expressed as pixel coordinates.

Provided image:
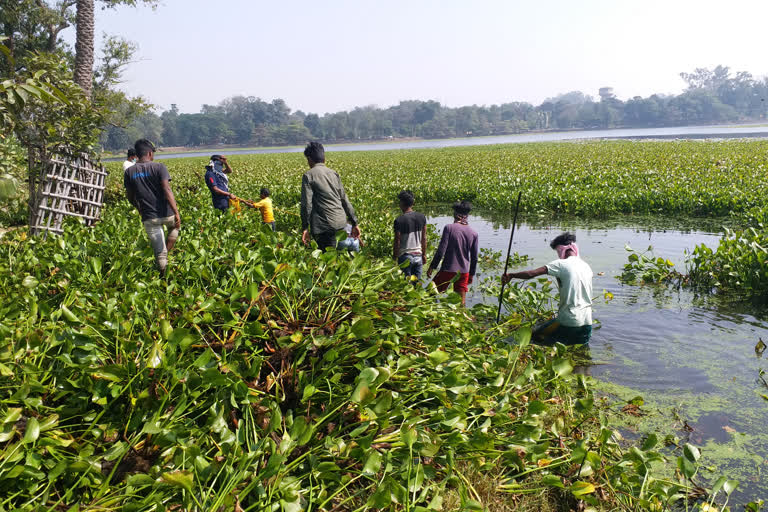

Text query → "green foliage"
[619,245,684,285]
[101,140,768,258]
[0,141,757,508]
[687,225,768,299]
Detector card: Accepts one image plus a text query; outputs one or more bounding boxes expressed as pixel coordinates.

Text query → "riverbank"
[99,122,768,161]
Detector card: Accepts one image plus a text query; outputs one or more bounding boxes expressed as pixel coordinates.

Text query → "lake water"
[427,212,768,505]
[126,123,768,161]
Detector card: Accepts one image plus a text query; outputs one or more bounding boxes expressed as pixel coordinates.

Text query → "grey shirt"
[124,162,173,221]
[300,163,358,234]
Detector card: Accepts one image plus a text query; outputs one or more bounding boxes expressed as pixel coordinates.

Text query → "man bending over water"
[502,232,593,344]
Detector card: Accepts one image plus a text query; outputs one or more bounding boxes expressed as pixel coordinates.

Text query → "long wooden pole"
[496,191,522,323]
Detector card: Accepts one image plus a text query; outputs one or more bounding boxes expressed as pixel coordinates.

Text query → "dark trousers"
[313,230,339,251]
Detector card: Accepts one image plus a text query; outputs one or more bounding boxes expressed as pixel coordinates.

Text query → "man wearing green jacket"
[300,142,361,250]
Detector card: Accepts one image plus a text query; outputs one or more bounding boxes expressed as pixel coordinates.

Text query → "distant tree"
[303,113,321,137]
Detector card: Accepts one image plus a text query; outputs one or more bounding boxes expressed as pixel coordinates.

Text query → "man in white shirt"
[122,148,137,171]
[502,232,593,344]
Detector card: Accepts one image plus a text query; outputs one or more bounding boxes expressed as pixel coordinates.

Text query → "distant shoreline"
[100,121,768,161]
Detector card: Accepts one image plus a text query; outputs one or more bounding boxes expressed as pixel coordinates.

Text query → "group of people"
[123,139,593,344]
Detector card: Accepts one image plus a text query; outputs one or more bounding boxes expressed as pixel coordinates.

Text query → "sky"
[62,0,768,115]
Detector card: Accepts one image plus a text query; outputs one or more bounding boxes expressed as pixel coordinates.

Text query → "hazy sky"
[65,0,768,114]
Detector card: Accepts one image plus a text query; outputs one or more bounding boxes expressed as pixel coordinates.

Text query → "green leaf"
[3,408,22,424]
[683,443,700,463]
[552,358,572,377]
[161,470,193,492]
[22,275,38,289]
[402,426,417,449]
[542,474,565,488]
[302,384,317,401]
[351,318,374,339]
[570,481,596,497]
[169,328,195,350]
[428,349,450,365]
[351,367,379,403]
[641,433,658,451]
[262,453,286,479]
[514,325,532,346]
[362,450,382,475]
[246,282,260,300]
[126,474,155,487]
[723,479,739,496]
[710,475,727,495]
[677,455,696,479]
[23,417,39,443]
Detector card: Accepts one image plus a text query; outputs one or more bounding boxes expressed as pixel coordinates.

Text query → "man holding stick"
[502,232,593,345]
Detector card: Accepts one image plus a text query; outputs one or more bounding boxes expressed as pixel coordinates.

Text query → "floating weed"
[2,141,767,509]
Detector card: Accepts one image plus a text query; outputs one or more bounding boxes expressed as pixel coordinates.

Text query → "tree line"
[102,65,768,151]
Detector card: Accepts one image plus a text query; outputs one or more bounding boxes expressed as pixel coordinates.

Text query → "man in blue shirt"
[204,155,237,211]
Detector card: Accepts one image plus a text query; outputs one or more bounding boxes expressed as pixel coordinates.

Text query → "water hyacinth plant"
[2,140,767,509]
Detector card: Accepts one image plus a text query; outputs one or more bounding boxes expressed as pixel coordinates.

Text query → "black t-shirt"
[393,211,427,256]
[124,162,173,221]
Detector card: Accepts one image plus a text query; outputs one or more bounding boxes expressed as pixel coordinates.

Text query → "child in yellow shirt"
[252,188,275,231]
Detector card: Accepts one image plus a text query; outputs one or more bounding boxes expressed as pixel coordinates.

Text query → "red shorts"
[433,271,470,293]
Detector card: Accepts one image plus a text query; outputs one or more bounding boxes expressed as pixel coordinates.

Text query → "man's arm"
[393,231,401,261]
[211,185,234,198]
[468,234,479,283]
[502,266,548,283]
[161,180,181,229]
[221,156,232,174]
[427,227,449,277]
[300,174,312,244]
[421,224,427,264]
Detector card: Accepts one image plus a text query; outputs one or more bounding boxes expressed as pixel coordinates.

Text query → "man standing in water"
[393,190,427,280]
[300,142,360,250]
[124,139,181,276]
[426,201,479,306]
[502,232,593,344]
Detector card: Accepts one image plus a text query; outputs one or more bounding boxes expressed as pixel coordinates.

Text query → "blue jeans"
[398,253,423,280]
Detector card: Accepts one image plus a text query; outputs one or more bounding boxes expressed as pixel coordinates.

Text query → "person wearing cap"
[124,139,181,276]
[204,154,236,211]
[501,232,593,345]
[300,142,360,250]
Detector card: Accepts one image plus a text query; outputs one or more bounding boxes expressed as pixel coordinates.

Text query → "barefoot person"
[124,139,181,276]
[502,232,593,345]
[300,142,360,250]
[426,201,479,306]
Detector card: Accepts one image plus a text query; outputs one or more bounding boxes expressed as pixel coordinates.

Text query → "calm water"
[108,123,768,161]
[428,213,768,504]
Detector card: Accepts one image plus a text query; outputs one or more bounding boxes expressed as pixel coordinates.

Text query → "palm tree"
[74,0,95,99]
